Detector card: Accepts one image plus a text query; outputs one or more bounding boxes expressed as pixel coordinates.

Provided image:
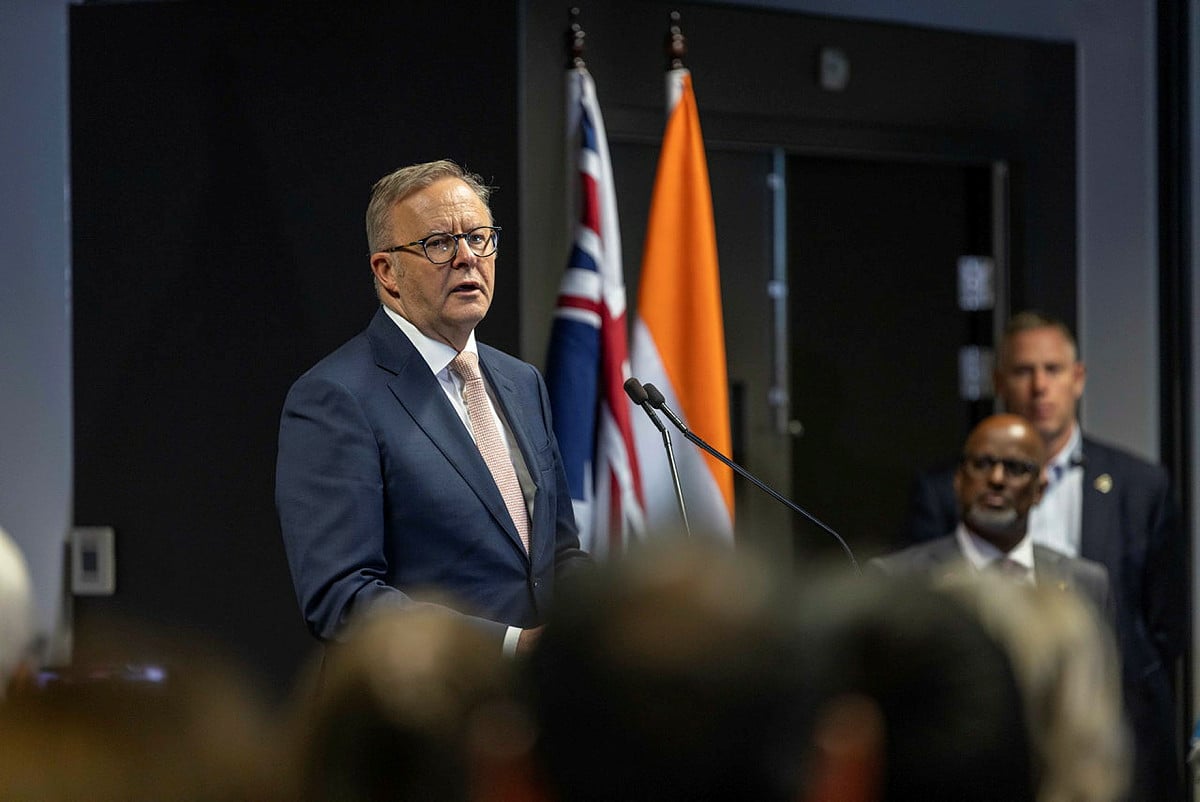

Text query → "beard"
[963,503,1020,536]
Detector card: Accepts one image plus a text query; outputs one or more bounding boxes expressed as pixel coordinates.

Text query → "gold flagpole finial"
[665,10,687,71]
[566,7,587,70]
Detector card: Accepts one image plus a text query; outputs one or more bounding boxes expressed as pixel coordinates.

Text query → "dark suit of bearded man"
[868,531,1112,617]
[905,436,1184,800]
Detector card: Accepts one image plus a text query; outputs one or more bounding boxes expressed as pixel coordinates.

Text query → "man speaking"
[276,160,590,655]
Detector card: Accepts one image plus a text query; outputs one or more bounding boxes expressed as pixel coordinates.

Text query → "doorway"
[786,155,1000,559]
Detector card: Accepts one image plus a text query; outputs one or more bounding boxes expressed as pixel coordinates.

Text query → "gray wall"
[0,0,71,655]
[0,0,1170,670]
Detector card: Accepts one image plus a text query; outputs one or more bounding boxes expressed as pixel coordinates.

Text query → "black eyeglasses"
[960,454,1039,483]
[381,225,501,265]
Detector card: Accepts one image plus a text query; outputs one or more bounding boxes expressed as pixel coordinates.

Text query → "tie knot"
[451,351,481,383]
[988,557,1027,580]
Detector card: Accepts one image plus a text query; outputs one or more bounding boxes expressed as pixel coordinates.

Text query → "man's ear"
[370,253,400,296]
[801,694,884,802]
[1071,359,1086,402]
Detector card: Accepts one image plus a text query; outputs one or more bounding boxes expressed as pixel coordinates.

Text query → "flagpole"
[566,7,585,69]
[547,7,645,557]
[664,10,686,110]
[630,10,735,540]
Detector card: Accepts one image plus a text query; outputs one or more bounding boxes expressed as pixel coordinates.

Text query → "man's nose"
[449,236,477,270]
[1030,367,1048,393]
[987,462,1008,485]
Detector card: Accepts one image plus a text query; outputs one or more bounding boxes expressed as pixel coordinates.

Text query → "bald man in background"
[904,312,1186,800]
[875,414,1110,614]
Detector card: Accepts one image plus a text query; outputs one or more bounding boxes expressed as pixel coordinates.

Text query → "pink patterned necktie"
[450,351,531,553]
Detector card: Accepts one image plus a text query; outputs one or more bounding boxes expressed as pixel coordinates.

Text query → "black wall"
[71,0,520,697]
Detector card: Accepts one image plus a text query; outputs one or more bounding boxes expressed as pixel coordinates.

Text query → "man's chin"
[445,304,489,330]
[964,507,1018,536]
[1030,416,1071,443]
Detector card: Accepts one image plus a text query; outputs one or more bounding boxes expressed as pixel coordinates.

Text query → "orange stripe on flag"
[637,72,734,519]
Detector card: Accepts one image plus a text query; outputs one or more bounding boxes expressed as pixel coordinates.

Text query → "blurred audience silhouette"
[0,536,1133,801]
[527,539,1036,802]
[0,618,280,801]
[286,604,536,802]
[944,574,1130,802]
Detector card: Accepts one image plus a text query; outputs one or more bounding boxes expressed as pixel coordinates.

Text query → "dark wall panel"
[71,0,520,695]
[524,0,1077,322]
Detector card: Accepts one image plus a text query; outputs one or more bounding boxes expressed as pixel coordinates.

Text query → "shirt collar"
[1048,423,1082,471]
[955,523,1035,572]
[382,305,477,375]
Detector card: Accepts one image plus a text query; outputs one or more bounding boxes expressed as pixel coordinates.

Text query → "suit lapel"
[929,536,966,567]
[1079,438,1121,571]
[1032,544,1069,590]
[480,353,539,559]
[368,310,523,551]
[918,536,973,582]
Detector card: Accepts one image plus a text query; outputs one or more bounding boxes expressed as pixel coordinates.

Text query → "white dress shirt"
[1025,424,1083,558]
[955,523,1036,585]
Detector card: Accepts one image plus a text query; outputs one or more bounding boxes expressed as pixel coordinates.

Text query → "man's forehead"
[966,420,1042,456]
[394,181,489,228]
[1005,328,1077,362]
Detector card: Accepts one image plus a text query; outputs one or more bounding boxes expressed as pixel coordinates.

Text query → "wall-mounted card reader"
[71,526,115,596]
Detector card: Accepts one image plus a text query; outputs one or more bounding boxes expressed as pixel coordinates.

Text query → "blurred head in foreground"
[0,622,278,801]
[527,540,1035,802]
[0,525,34,698]
[943,574,1130,802]
[291,606,529,802]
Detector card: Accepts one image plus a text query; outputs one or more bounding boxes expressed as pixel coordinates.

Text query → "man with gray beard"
[870,414,1110,616]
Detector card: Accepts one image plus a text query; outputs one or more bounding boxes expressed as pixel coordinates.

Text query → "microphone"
[641,381,859,572]
[624,378,690,536]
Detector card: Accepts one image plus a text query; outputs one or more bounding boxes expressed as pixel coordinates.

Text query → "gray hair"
[365,160,492,253]
[999,310,1080,366]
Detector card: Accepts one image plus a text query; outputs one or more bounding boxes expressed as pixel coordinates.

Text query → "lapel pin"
[1094,473,1113,494]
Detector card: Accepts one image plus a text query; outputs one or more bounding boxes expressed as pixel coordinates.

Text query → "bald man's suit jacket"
[276,308,591,644]
[867,536,1112,617]
[903,438,1187,800]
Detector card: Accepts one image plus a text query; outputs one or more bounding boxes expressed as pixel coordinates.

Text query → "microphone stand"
[640,381,858,572]
[623,379,690,536]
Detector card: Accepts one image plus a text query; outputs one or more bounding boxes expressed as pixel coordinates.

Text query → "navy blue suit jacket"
[904,436,1187,800]
[276,308,590,644]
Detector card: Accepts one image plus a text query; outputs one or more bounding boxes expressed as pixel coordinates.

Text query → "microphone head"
[623,377,649,405]
[642,383,666,409]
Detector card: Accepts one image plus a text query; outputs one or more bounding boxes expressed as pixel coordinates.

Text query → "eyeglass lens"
[423,227,499,263]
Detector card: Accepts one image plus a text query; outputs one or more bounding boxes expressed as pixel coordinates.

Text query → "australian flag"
[545,67,644,558]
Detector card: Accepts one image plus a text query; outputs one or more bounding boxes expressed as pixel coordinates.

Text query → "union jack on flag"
[545,66,644,558]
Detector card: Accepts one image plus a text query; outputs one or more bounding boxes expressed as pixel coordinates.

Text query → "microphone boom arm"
[641,382,859,571]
